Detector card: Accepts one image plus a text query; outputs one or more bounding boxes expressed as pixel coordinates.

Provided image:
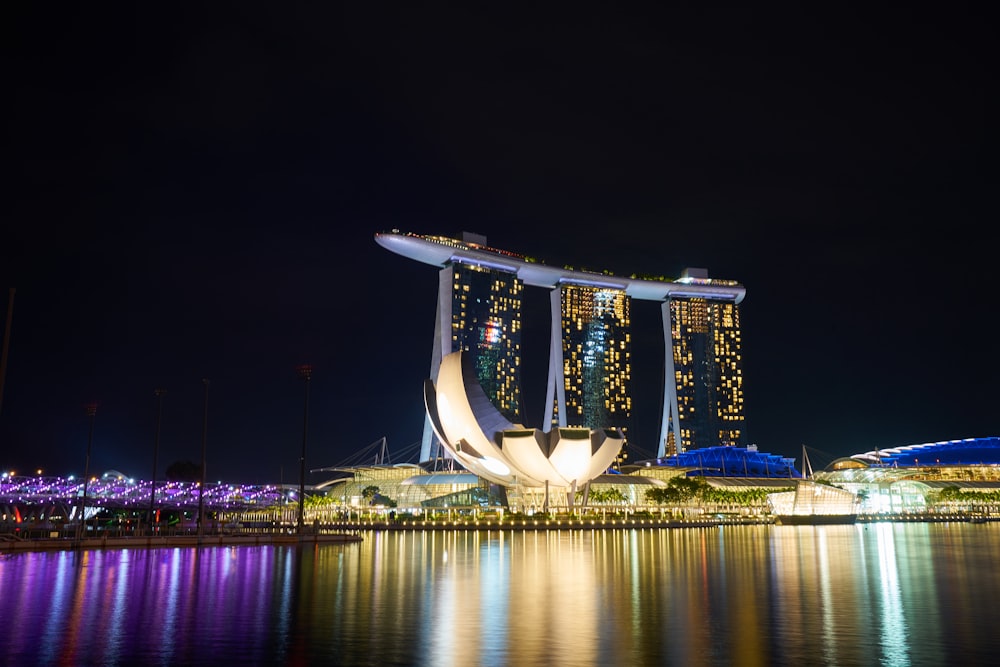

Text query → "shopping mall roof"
[850,437,1000,467]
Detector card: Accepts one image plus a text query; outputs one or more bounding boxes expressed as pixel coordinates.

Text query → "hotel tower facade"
[376,231,747,464]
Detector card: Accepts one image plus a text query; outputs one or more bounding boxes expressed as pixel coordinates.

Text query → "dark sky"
[2,4,993,483]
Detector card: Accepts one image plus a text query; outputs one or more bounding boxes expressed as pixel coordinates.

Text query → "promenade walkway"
[0,531,363,553]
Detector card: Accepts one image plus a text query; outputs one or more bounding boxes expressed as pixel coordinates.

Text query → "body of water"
[3,522,998,666]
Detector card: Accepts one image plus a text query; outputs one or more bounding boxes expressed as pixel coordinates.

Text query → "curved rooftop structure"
[849,437,1000,467]
[811,437,1000,490]
[376,230,746,303]
[643,446,801,478]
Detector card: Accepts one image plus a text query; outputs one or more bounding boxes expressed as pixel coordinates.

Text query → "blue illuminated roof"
[641,446,801,478]
[851,437,1000,467]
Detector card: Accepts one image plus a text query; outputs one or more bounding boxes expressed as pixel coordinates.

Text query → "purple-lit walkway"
[0,474,289,512]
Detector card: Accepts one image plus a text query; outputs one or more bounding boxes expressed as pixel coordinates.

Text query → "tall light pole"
[197,379,209,538]
[0,287,14,419]
[297,364,312,535]
[148,388,165,534]
[77,402,98,541]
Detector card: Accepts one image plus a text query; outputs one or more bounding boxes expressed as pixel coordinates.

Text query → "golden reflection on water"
[354,528,785,666]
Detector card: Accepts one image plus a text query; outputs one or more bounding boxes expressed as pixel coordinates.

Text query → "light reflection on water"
[2,523,998,666]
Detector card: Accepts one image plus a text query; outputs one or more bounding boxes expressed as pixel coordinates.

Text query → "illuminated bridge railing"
[0,475,290,512]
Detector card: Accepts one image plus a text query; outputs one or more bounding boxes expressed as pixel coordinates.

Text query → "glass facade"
[555,284,631,430]
[668,297,744,452]
[449,263,524,423]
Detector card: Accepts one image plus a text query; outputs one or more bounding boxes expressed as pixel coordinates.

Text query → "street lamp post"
[77,403,98,541]
[148,389,165,534]
[197,379,209,538]
[297,365,312,535]
[0,287,14,419]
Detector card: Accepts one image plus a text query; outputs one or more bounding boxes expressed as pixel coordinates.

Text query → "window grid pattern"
[450,263,523,422]
[559,285,631,430]
[671,298,744,451]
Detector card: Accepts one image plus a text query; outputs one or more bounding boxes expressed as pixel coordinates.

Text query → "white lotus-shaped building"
[423,351,625,492]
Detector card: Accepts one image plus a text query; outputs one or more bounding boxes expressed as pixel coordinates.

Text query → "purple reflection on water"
[2,546,306,665]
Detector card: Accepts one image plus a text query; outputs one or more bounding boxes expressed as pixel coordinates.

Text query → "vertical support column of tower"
[658,299,681,458]
[420,266,456,463]
[543,287,566,431]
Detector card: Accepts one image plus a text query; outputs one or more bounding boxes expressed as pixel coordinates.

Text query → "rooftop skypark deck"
[375,230,746,303]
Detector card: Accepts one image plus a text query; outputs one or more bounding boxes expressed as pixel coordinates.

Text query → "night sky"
[2,5,992,484]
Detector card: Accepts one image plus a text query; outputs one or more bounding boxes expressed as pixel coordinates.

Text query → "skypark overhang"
[376,231,746,304]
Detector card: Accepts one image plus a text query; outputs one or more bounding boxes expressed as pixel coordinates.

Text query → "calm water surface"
[3,523,999,666]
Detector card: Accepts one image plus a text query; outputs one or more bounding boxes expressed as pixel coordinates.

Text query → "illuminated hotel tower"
[544,284,631,434]
[442,262,523,422]
[422,242,524,461]
[542,283,631,467]
[662,268,745,455]
[375,231,746,462]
